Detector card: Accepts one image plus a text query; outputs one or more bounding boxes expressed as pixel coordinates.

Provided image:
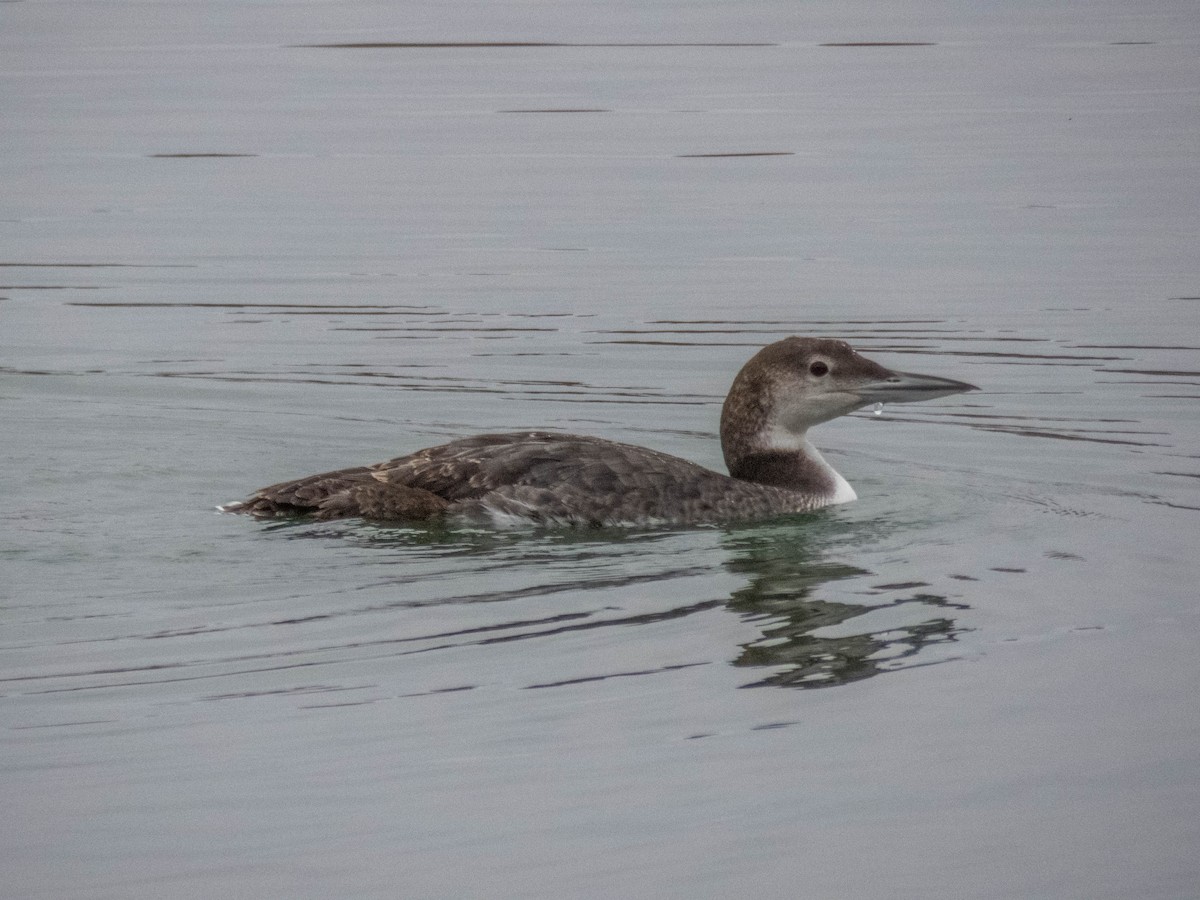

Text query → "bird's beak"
[856,369,978,404]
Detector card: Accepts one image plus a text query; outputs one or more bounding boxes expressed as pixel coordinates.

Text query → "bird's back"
[230,431,822,526]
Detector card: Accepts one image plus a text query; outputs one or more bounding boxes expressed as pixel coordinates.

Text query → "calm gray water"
[4,2,1199,898]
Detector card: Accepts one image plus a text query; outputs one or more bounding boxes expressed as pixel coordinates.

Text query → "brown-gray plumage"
[221,337,976,527]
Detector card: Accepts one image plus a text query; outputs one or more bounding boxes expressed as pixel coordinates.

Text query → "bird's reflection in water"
[266,516,967,691]
[721,521,966,688]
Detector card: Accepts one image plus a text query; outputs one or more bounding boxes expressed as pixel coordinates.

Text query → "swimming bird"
[221,337,975,527]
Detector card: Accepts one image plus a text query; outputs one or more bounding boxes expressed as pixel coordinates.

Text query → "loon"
[221,337,975,527]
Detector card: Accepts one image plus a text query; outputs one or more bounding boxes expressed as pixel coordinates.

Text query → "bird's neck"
[725,431,857,503]
[720,375,857,502]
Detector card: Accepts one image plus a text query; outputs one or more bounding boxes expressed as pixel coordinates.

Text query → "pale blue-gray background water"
[4,1,1199,898]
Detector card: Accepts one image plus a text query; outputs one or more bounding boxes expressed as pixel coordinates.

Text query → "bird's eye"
[809,361,830,377]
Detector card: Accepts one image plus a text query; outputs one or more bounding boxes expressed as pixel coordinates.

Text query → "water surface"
[4,2,1199,898]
